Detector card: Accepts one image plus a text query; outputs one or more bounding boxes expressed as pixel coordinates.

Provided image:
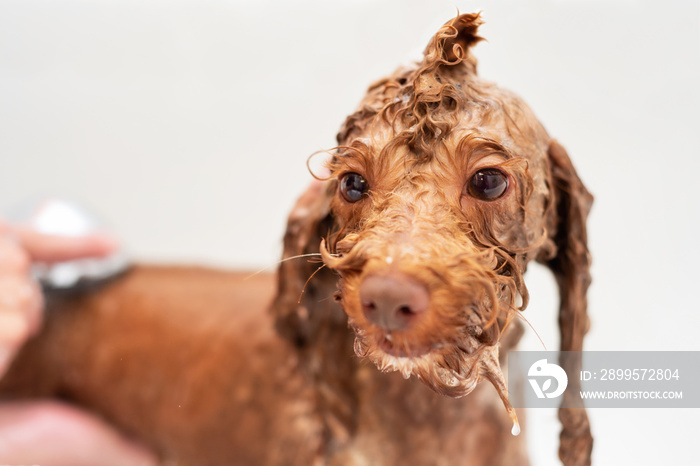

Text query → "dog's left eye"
[339,172,368,203]
[467,168,508,200]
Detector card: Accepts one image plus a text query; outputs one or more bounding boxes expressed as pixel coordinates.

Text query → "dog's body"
[0,14,593,466]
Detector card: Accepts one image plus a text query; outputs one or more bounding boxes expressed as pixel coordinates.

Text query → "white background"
[1,0,698,464]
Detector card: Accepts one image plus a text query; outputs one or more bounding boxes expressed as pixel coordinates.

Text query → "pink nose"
[359,273,429,331]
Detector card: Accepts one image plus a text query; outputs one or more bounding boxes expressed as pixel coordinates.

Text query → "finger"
[0,402,160,466]
[0,235,32,275]
[0,283,43,379]
[0,276,43,337]
[0,313,31,352]
[0,344,18,379]
[11,227,119,263]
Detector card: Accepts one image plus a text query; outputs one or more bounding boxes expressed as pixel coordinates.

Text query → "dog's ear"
[270,178,337,345]
[543,140,594,465]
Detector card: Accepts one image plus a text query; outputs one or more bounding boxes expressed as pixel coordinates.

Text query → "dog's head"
[273,13,592,463]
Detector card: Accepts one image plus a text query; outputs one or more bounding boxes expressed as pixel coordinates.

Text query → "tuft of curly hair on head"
[337,13,486,160]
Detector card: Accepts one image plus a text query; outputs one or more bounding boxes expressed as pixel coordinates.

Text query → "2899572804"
[592,369,680,381]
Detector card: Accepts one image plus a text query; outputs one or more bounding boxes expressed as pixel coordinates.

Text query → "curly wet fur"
[1,13,593,466]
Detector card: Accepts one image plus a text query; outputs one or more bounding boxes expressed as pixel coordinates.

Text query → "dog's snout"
[359,273,429,331]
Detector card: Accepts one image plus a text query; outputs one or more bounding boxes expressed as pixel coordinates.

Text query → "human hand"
[0,220,117,377]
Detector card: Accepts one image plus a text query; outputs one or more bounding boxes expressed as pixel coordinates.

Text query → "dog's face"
[319,15,555,400]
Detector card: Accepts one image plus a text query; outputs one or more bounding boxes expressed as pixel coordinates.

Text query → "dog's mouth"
[351,316,491,377]
[362,322,488,359]
[370,330,433,359]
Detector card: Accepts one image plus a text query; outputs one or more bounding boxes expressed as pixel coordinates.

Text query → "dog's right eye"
[339,172,368,203]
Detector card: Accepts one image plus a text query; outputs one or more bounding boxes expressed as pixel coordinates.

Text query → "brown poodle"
[1,13,593,466]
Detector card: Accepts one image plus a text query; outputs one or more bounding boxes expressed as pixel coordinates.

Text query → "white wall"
[1,0,698,464]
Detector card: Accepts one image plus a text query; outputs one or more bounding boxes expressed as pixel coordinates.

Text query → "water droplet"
[511,420,520,436]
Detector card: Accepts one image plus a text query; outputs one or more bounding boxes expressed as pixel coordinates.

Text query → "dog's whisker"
[513,309,547,351]
[297,263,327,304]
[315,293,337,303]
[245,253,326,280]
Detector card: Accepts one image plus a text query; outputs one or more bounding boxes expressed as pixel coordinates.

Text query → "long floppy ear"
[270,178,337,345]
[543,140,594,466]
